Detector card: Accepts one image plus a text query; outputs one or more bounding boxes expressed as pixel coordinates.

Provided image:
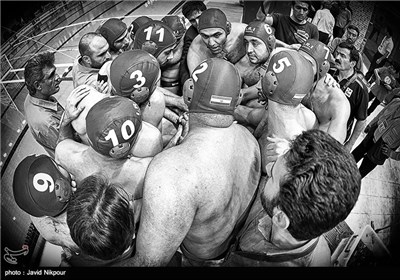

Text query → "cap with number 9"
[261,49,314,106]
[132,20,176,58]
[187,57,242,115]
[86,96,142,159]
[13,154,73,217]
[110,49,160,105]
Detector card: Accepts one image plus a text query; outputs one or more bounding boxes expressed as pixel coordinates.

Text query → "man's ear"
[272,207,290,230]
[82,55,91,65]
[226,21,231,35]
[33,80,41,91]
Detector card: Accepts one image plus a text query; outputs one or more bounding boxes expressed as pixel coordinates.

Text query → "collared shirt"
[378,36,394,56]
[238,191,331,267]
[24,94,64,158]
[71,57,99,88]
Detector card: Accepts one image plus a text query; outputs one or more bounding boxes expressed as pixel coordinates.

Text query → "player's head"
[129,16,152,40]
[260,49,314,106]
[244,20,276,64]
[13,154,74,217]
[98,18,130,52]
[86,96,143,159]
[161,15,186,41]
[110,49,160,105]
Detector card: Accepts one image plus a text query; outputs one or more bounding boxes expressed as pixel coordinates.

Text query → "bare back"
[141,88,166,131]
[134,123,261,265]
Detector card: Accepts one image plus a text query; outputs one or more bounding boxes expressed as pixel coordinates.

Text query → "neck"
[34,92,50,101]
[338,67,355,81]
[290,14,306,25]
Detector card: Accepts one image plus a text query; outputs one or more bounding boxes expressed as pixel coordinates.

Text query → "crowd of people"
[13,0,400,267]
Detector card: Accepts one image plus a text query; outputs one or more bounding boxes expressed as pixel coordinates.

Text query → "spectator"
[352,92,400,178]
[179,1,207,89]
[23,52,65,158]
[332,1,352,39]
[312,0,335,45]
[365,26,394,82]
[225,129,361,267]
[332,42,369,152]
[259,1,319,50]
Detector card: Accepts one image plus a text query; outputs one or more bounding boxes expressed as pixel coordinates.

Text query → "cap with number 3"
[13,154,72,217]
[86,96,142,159]
[110,49,160,105]
[132,20,176,58]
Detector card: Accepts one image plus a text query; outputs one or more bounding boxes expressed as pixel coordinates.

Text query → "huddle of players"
[14,3,362,267]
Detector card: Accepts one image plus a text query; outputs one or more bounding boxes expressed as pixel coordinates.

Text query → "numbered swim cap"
[98,18,127,52]
[132,20,176,58]
[130,16,153,40]
[86,96,142,159]
[161,15,186,40]
[13,154,72,217]
[187,57,242,115]
[244,21,276,53]
[198,8,228,32]
[110,49,160,105]
[299,39,334,80]
[261,49,314,106]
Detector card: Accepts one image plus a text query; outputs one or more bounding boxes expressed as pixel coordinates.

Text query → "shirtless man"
[119,58,261,266]
[160,15,186,95]
[257,49,318,173]
[233,20,276,130]
[299,39,350,144]
[186,8,247,74]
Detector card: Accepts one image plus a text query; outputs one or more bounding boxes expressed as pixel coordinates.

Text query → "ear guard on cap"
[261,71,278,100]
[109,142,132,158]
[54,176,73,203]
[183,78,194,106]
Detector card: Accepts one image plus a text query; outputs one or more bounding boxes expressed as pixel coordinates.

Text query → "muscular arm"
[325,93,351,144]
[120,159,196,266]
[344,119,366,152]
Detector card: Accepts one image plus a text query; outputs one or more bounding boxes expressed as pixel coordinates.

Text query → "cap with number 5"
[132,20,176,59]
[13,154,72,217]
[86,96,142,159]
[261,49,314,106]
[110,49,160,105]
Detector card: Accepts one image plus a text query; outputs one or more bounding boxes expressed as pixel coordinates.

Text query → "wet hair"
[24,51,55,96]
[346,24,359,37]
[276,129,361,240]
[182,1,207,19]
[67,174,135,260]
[79,32,104,57]
[337,41,359,63]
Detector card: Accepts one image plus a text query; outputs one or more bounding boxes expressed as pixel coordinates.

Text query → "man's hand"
[265,136,290,163]
[324,73,340,88]
[179,112,189,143]
[294,29,309,44]
[164,124,183,149]
[92,80,110,95]
[382,143,391,157]
[289,43,301,50]
[63,85,90,124]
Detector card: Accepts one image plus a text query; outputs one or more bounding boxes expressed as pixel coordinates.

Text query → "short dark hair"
[182,1,207,19]
[347,24,359,37]
[337,41,359,63]
[276,129,361,240]
[24,51,55,96]
[67,174,135,260]
[78,32,104,57]
[291,1,312,8]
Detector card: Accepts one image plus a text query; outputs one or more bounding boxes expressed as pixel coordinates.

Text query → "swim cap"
[261,49,314,106]
[110,49,160,105]
[244,21,276,53]
[98,18,127,52]
[187,57,242,115]
[13,155,72,217]
[132,20,176,58]
[198,8,228,32]
[299,39,334,80]
[161,15,186,40]
[130,16,153,40]
[86,96,143,159]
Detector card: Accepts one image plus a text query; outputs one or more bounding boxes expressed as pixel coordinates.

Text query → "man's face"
[88,36,112,69]
[334,46,354,71]
[200,27,227,55]
[113,29,131,52]
[187,10,202,30]
[39,65,61,96]
[156,45,175,67]
[244,36,270,64]
[345,28,358,45]
[260,156,288,218]
[292,1,310,23]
